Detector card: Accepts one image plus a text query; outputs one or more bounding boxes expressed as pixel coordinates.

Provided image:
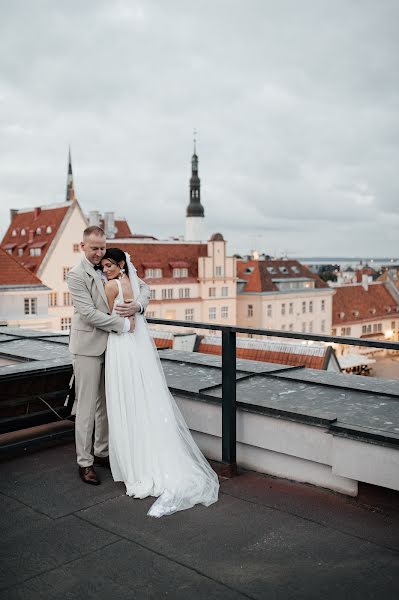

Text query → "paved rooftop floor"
[1,443,399,599]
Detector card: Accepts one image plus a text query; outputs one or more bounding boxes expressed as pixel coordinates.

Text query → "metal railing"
[147,318,399,476]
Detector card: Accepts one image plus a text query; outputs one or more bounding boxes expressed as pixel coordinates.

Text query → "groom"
[67,225,151,485]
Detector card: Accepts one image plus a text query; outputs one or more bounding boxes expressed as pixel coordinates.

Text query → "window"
[289,302,293,315]
[178,288,191,298]
[289,323,293,331]
[341,327,351,336]
[12,229,17,237]
[73,244,80,252]
[209,287,216,297]
[173,268,188,278]
[63,267,70,280]
[30,248,41,256]
[279,266,288,274]
[21,228,26,236]
[36,227,42,235]
[145,268,162,278]
[392,321,396,331]
[209,307,216,320]
[185,308,194,321]
[281,324,286,330]
[24,298,37,315]
[332,328,337,336]
[309,321,313,333]
[221,306,228,319]
[321,320,325,332]
[302,301,306,314]
[146,311,155,318]
[63,292,72,306]
[367,324,372,333]
[150,289,156,300]
[222,286,228,296]
[267,304,272,317]
[215,266,223,276]
[61,317,72,331]
[321,299,325,311]
[247,304,253,317]
[281,303,286,316]
[46,226,52,234]
[6,248,12,255]
[309,301,313,313]
[18,248,24,256]
[362,325,367,334]
[48,293,57,307]
[291,266,300,273]
[162,289,173,299]
[302,322,306,332]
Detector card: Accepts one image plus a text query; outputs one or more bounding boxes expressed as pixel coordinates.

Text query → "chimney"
[362,274,369,291]
[10,208,18,221]
[88,210,100,227]
[34,207,41,219]
[104,212,116,239]
[28,229,34,243]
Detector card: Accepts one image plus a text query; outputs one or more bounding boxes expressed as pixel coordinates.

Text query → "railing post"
[221,328,237,477]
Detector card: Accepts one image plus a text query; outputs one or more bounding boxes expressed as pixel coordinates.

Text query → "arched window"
[46,226,52,234]
[11,229,17,237]
[21,228,26,236]
[36,227,42,235]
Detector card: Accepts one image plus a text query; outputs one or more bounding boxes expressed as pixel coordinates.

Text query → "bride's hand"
[128,316,136,333]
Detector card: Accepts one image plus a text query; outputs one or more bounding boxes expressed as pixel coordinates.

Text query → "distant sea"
[297,257,399,269]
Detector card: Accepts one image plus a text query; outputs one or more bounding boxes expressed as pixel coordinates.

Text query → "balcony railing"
[147,318,399,476]
[1,320,399,465]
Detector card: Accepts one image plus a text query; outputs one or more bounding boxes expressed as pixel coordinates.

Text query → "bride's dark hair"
[102,248,129,276]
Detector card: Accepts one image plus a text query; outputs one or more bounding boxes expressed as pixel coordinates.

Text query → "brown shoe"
[79,466,100,485]
[93,455,110,469]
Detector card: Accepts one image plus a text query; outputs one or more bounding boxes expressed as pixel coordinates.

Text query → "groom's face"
[81,233,106,265]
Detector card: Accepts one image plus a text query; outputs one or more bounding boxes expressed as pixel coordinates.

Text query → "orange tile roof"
[237,259,328,293]
[100,218,133,238]
[112,242,208,279]
[332,283,399,325]
[1,204,70,273]
[0,247,45,286]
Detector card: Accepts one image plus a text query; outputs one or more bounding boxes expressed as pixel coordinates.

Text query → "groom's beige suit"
[67,258,150,467]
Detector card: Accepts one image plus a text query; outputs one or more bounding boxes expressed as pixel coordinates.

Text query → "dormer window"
[30,247,42,256]
[21,228,26,236]
[352,310,360,317]
[145,268,162,278]
[11,229,17,237]
[279,266,288,274]
[36,227,42,235]
[338,311,345,319]
[266,266,276,274]
[46,226,52,234]
[369,308,376,315]
[291,266,300,273]
[173,268,188,278]
[244,267,254,274]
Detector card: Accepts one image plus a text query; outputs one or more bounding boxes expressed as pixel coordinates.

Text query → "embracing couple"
[67,226,219,517]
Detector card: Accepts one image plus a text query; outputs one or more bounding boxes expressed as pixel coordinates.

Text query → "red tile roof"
[100,218,133,238]
[355,267,379,283]
[1,205,70,274]
[237,259,328,293]
[198,335,333,370]
[332,283,399,325]
[0,247,45,286]
[112,242,208,280]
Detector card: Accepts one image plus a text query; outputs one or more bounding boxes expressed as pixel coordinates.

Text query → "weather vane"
[193,128,197,153]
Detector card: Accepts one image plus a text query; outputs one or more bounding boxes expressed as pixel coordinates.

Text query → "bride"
[100,248,219,517]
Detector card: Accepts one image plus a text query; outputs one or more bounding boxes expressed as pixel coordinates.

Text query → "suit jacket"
[67,258,151,356]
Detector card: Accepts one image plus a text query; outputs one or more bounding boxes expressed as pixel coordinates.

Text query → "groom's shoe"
[79,466,100,485]
[93,455,110,469]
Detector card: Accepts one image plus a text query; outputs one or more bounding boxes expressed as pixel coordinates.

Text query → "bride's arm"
[104,280,119,312]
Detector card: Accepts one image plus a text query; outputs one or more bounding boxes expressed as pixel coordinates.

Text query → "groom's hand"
[114,300,141,317]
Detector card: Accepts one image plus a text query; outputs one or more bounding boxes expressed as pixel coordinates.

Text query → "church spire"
[185,131,205,241]
[66,147,76,202]
[186,130,204,218]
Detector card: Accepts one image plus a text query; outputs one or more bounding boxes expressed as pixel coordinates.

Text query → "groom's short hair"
[83,226,106,239]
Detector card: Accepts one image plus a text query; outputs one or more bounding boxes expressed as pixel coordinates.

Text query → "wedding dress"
[105,254,219,517]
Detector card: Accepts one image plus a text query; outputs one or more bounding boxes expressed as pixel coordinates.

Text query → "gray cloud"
[0,0,398,257]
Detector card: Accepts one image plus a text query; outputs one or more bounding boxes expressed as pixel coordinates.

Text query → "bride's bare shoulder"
[104,279,119,296]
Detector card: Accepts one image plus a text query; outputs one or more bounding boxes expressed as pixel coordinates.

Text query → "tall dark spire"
[186,130,204,217]
[66,147,76,202]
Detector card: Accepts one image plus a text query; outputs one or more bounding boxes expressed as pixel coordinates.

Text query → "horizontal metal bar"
[146,318,399,351]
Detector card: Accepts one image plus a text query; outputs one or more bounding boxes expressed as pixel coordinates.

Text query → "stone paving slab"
[0,513,119,591]
[4,538,247,600]
[77,489,399,600]
[0,445,123,519]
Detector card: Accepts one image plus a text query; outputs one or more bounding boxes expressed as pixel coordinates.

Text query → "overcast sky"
[0,0,398,257]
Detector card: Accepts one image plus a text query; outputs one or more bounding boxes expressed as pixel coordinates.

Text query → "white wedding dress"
[105,258,219,517]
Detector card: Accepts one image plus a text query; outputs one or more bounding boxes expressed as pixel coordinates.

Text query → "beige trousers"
[72,353,108,467]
